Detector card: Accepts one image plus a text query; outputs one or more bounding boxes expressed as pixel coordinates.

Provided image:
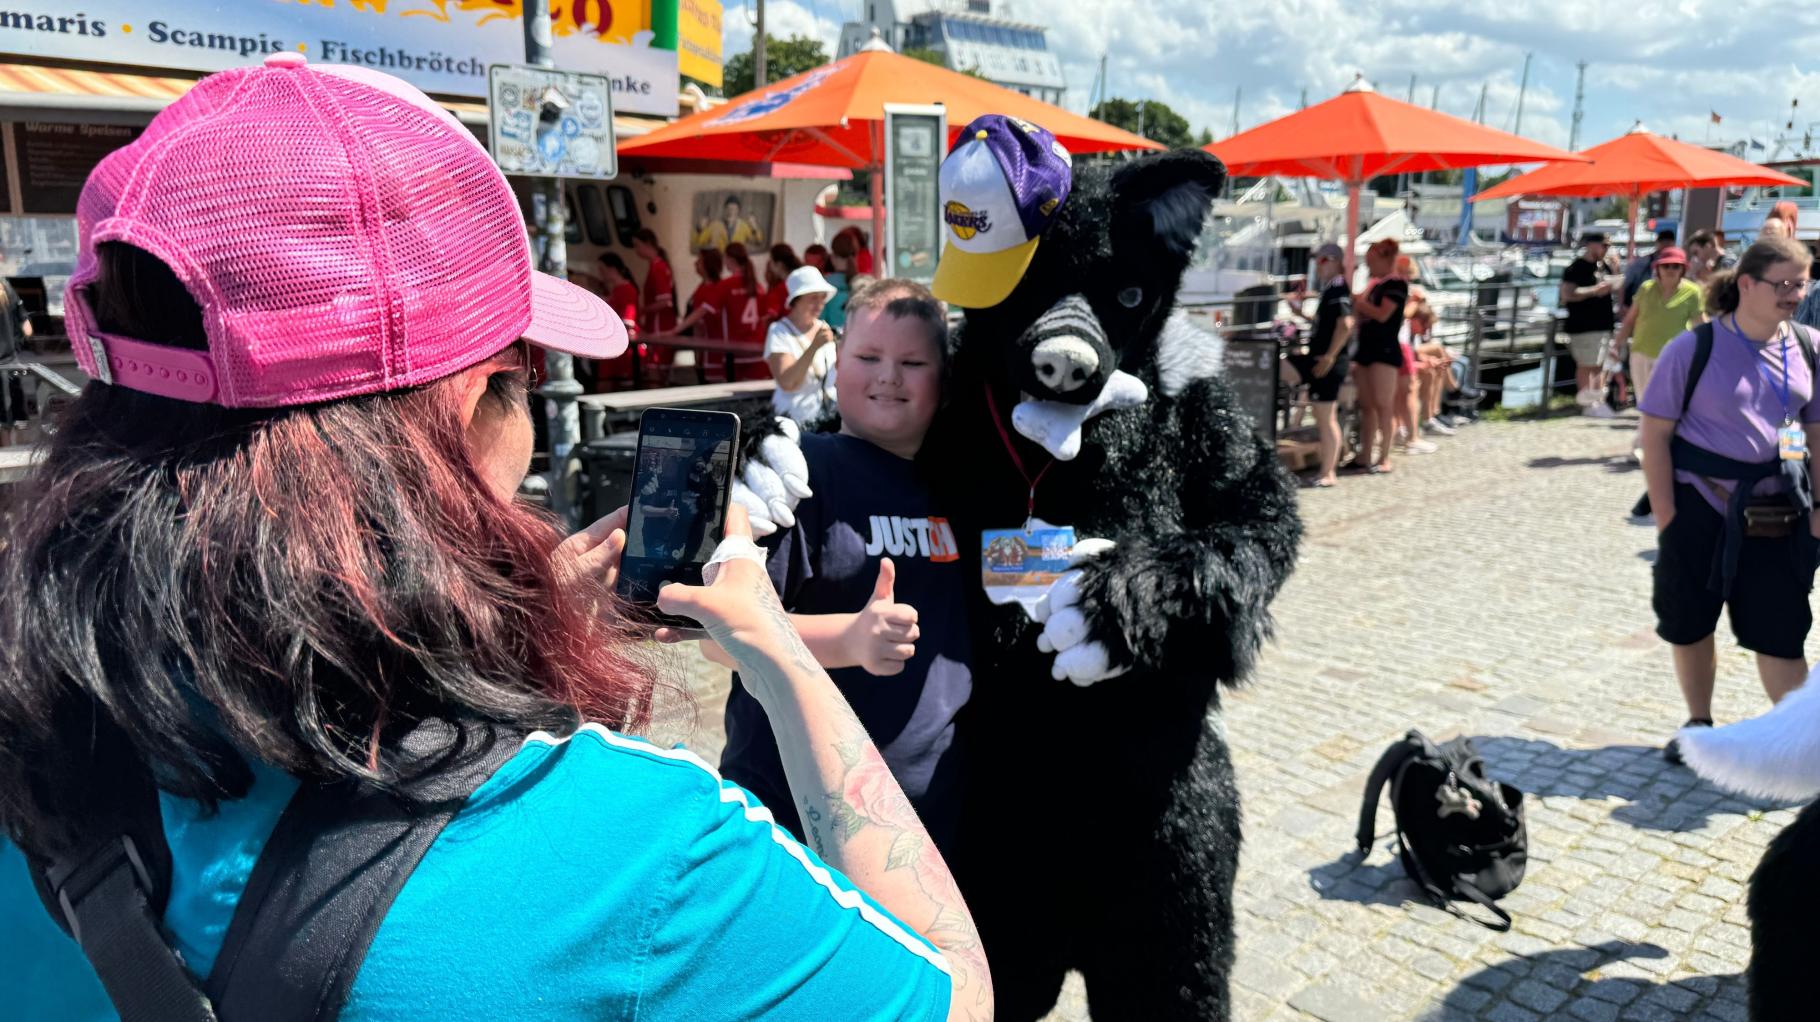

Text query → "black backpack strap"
[26,732,215,1022]
[1793,323,1818,379]
[1356,732,1424,853]
[1449,878,1514,932]
[205,719,523,1022]
[1680,320,1716,416]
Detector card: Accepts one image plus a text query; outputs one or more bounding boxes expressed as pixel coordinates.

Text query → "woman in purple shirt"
[1638,236,1820,763]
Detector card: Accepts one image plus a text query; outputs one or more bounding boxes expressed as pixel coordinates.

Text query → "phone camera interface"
[626,432,734,567]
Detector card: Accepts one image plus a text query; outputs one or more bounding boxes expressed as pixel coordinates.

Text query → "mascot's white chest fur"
[1010,310,1227,460]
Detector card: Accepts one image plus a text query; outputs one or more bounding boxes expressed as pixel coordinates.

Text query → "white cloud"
[722,0,1820,158]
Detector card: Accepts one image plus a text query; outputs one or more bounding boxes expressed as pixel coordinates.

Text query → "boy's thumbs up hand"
[870,556,897,604]
[845,558,919,677]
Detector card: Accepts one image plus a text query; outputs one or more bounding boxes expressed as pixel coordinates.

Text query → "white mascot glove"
[1031,538,1126,686]
[729,418,812,538]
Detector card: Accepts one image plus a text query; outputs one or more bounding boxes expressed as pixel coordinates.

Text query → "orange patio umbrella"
[619,45,1160,269]
[1472,125,1804,254]
[1205,79,1587,272]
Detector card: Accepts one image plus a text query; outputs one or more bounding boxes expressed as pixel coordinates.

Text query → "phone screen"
[615,409,741,618]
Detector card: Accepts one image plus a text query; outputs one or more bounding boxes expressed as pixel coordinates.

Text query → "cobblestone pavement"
[651,410,1807,1022]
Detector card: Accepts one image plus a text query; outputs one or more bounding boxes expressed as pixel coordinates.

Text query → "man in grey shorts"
[1559,231,1619,418]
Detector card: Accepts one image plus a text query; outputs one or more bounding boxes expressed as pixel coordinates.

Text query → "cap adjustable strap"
[89,332,220,403]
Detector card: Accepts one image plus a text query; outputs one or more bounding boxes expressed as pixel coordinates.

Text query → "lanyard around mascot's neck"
[985,385,1053,524]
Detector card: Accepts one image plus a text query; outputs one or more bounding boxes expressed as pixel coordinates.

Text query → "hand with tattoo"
[655,505,822,698]
[656,505,994,1021]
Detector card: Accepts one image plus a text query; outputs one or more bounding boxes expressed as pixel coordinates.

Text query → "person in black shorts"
[1351,238,1409,472]
[1286,243,1353,486]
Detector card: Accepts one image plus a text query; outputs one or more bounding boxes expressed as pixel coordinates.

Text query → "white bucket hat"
[784,265,838,305]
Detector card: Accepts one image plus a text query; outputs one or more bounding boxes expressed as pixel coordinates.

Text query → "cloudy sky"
[723,0,1820,158]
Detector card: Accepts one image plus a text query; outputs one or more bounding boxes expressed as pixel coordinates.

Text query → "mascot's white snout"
[1032,338,1099,392]
[1026,294,1106,395]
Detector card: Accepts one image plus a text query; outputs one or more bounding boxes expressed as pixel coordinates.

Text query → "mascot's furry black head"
[956,150,1228,405]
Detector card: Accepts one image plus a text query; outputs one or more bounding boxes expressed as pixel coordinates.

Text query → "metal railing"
[1180,279,1575,412]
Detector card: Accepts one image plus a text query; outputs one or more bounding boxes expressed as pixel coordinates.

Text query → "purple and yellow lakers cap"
[931,114,1073,309]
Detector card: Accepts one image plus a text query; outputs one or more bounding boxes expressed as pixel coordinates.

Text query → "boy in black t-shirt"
[713,279,973,854]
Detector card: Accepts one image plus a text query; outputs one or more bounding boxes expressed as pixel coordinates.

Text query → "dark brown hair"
[766,243,801,285]
[695,246,724,281]
[843,277,949,370]
[1705,236,1810,315]
[0,244,655,856]
[632,227,669,265]
[724,242,759,295]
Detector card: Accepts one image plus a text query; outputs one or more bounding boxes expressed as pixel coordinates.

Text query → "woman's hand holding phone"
[654,505,819,701]
[555,505,630,615]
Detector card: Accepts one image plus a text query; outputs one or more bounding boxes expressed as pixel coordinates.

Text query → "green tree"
[723,34,830,96]
[1089,97,1197,150]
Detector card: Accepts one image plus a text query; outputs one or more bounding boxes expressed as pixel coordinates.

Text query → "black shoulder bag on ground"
[28,718,522,1022]
[1356,730,1529,932]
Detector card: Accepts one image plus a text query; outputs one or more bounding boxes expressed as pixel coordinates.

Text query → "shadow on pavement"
[1525,454,1641,474]
[1470,735,1799,832]
[1420,941,1743,1021]
[1306,850,1419,909]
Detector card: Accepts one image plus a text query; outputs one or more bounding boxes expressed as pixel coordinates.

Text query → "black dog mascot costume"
[732,145,1301,1020]
[934,147,1300,1019]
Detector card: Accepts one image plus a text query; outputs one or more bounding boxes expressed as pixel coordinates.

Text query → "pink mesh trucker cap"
[61,52,626,409]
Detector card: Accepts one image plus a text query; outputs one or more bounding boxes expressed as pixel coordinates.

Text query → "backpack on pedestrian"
[1356,730,1529,931]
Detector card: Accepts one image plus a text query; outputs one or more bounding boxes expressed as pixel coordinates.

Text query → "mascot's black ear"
[1109,150,1228,258]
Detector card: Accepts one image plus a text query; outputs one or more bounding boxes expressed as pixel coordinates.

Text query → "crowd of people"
[1284,238,1466,487]
[573,217,878,423]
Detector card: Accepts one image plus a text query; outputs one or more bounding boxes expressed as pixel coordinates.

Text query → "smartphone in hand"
[614,408,742,627]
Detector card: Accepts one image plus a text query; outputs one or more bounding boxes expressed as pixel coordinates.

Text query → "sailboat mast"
[1513,52,1533,135]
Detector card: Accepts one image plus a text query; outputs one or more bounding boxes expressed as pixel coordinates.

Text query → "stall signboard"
[1220,337,1278,446]
[658,0,723,89]
[17,121,141,214]
[0,1,680,117]
[883,104,944,286]
[489,64,616,179]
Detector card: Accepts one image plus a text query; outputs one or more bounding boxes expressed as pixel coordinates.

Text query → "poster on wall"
[884,104,944,285]
[688,190,773,253]
[0,1,680,117]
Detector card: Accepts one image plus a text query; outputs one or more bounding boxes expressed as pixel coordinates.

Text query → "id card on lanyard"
[1735,315,1807,461]
[981,386,1076,615]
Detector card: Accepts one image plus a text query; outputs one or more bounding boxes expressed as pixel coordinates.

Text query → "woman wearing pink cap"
[0,56,987,1021]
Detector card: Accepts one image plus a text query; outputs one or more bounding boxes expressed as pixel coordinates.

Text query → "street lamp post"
[522,0,583,527]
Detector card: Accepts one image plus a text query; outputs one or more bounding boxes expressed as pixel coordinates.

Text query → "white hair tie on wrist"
[702,535,768,585]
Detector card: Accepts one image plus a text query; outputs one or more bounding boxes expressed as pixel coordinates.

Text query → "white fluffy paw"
[1030,538,1129,686]
[735,418,812,537]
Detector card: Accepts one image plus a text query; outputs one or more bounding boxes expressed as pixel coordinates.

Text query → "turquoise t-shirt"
[2,726,950,1020]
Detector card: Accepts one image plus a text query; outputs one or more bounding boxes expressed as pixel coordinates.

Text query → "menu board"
[884,105,945,285]
[1220,338,1279,446]
[18,122,141,214]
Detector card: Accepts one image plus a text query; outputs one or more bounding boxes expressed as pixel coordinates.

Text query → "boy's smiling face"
[837,305,943,459]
